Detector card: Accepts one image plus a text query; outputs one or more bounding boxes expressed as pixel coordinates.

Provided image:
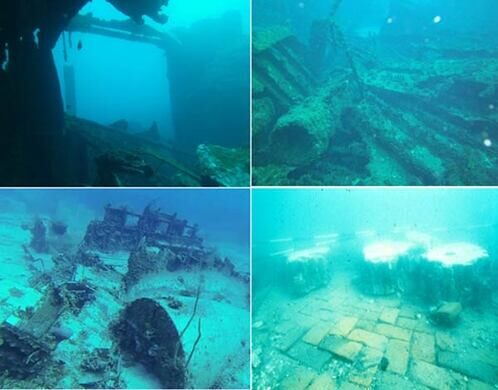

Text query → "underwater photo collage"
[1,0,498,389]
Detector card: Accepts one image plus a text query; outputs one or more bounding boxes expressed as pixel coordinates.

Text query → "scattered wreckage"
[0,203,247,388]
[253,6,498,185]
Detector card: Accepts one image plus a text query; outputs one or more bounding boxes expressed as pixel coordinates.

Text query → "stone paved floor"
[252,271,498,390]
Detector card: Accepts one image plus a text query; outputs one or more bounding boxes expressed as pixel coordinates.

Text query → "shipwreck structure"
[84,204,204,254]
[84,203,210,290]
[253,1,498,185]
[0,2,249,186]
[81,203,249,290]
[0,281,96,386]
[1,199,248,388]
[0,1,169,186]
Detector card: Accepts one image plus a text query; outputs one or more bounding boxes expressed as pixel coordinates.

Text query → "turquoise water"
[1,0,250,185]
[54,0,249,149]
[0,189,250,389]
[254,0,498,38]
[252,188,498,388]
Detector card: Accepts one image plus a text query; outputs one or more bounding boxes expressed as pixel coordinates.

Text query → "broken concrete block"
[349,366,377,388]
[375,323,412,342]
[329,316,358,337]
[435,332,456,351]
[358,347,384,370]
[348,329,388,351]
[410,359,465,390]
[287,341,332,371]
[197,144,249,187]
[430,302,462,326]
[303,323,331,346]
[396,317,418,330]
[385,339,409,375]
[307,373,337,390]
[412,332,436,363]
[319,335,362,363]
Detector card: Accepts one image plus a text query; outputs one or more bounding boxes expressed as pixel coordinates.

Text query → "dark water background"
[54,0,249,150]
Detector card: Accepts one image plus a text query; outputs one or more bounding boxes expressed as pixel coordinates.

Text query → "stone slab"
[410,359,465,390]
[375,323,412,341]
[287,341,332,371]
[275,320,299,335]
[476,349,498,369]
[376,371,429,390]
[412,332,436,363]
[414,319,435,335]
[329,316,358,337]
[303,323,331,346]
[399,306,418,319]
[319,334,362,363]
[397,317,418,330]
[278,365,316,390]
[430,302,462,326]
[348,328,388,351]
[299,304,321,317]
[379,308,399,324]
[307,373,337,390]
[349,366,377,388]
[437,351,498,384]
[319,309,335,322]
[436,332,456,351]
[468,379,495,390]
[385,339,409,375]
[362,310,380,322]
[275,327,308,352]
[358,347,384,369]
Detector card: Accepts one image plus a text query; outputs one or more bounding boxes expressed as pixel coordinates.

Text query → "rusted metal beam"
[66,13,178,50]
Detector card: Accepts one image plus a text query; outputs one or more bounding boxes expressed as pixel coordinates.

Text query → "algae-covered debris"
[253,2,498,185]
[64,115,204,187]
[430,302,463,327]
[197,144,250,187]
[111,298,186,389]
[253,26,294,53]
[270,96,333,165]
